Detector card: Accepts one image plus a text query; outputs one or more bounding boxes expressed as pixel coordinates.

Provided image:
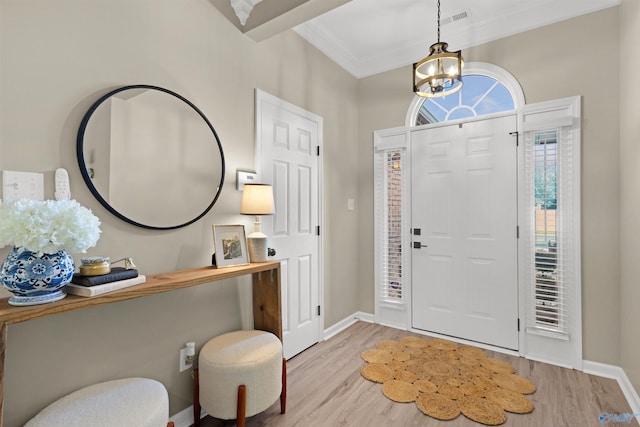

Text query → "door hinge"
[517,318,520,332]
[509,131,519,146]
[516,225,520,239]
[317,305,321,316]
[316,225,320,236]
[317,146,320,156]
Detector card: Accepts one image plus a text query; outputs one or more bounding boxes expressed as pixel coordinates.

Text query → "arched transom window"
[406,62,525,128]
[416,74,515,125]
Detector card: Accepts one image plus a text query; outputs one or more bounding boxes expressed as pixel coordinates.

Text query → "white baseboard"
[170,406,207,427]
[583,360,640,414]
[355,311,374,323]
[168,406,192,427]
[323,311,374,340]
[523,353,575,370]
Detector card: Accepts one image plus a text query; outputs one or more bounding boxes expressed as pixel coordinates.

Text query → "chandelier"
[413,0,464,98]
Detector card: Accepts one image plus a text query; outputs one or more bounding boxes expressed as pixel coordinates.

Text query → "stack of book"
[65,267,146,297]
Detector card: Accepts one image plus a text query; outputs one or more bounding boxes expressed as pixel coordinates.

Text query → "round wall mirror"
[77,85,225,230]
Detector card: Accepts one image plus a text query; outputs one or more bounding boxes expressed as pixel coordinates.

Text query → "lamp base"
[247,234,268,263]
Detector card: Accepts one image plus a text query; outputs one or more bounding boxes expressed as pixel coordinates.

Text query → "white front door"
[411,115,519,350]
[255,89,322,359]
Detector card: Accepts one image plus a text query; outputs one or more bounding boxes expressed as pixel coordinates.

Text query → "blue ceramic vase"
[1,247,74,306]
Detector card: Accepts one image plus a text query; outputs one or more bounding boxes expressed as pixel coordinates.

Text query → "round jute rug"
[359,337,536,426]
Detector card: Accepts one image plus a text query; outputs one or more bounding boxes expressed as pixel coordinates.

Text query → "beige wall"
[254,34,362,327]
[619,0,640,389]
[1,1,637,424]
[358,8,623,367]
[0,1,359,425]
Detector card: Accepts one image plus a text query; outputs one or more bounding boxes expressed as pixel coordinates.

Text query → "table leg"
[0,321,6,426]
[252,267,282,341]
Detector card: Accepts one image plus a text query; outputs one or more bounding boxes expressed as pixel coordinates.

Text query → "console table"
[0,261,281,424]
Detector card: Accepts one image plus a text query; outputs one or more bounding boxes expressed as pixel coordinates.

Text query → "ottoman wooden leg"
[237,385,247,427]
[193,368,201,427]
[280,358,287,414]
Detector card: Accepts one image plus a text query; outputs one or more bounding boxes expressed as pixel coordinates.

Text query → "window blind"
[524,127,575,337]
[375,149,405,304]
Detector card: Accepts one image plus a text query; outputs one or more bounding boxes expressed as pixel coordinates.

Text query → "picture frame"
[212,224,249,268]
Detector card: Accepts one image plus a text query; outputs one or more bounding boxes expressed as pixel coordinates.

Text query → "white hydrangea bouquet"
[0,199,102,305]
[0,199,101,254]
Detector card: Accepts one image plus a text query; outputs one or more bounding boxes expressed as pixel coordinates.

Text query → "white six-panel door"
[256,90,322,359]
[411,115,519,350]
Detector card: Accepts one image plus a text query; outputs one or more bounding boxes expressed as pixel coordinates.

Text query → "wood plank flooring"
[197,322,637,427]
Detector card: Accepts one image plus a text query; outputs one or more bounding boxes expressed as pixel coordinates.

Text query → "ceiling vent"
[441,10,470,26]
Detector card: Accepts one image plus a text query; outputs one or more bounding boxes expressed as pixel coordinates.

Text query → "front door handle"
[413,242,428,249]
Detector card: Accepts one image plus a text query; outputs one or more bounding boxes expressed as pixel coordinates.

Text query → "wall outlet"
[179,342,196,372]
[179,348,191,372]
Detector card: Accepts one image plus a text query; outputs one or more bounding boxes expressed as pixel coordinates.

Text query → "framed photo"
[212,224,249,268]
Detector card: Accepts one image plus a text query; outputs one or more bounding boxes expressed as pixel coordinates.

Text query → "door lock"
[413,242,428,249]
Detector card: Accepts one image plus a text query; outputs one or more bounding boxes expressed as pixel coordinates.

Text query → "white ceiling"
[293,0,620,78]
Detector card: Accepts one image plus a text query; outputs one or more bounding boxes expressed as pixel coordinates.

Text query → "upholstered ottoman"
[194,330,286,427]
[25,377,171,427]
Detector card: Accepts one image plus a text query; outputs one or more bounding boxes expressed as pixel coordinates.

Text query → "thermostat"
[236,170,258,191]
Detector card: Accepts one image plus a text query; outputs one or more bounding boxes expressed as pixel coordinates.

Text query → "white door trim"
[519,96,582,370]
[254,88,324,353]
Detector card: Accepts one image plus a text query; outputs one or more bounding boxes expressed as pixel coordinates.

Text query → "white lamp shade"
[240,184,275,215]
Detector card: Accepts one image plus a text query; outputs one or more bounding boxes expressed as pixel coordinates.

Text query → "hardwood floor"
[197,322,638,427]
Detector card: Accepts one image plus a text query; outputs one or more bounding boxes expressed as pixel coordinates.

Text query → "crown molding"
[295,0,620,79]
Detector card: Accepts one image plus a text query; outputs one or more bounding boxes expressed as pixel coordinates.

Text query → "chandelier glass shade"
[413,1,464,98]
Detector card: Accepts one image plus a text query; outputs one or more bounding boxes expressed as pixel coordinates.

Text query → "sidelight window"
[374,127,411,327]
[378,150,405,303]
[522,97,580,342]
[532,130,561,329]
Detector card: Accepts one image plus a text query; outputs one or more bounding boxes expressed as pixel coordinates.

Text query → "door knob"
[413,242,428,249]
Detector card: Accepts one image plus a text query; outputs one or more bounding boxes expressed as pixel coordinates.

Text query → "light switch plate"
[2,170,44,200]
[237,170,258,191]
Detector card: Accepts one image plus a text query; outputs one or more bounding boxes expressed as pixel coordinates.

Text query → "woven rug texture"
[360,336,536,426]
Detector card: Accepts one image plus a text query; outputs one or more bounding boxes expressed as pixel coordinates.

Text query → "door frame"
[375,112,523,356]
[376,92,582,368]
[254,88,325,350]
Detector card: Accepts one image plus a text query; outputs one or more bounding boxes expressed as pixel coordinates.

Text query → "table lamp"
[240,184,275,262]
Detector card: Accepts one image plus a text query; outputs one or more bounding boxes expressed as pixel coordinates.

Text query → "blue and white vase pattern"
[1,247,74,306]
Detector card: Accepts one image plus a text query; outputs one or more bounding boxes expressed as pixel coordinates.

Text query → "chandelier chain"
[437,0,441,43]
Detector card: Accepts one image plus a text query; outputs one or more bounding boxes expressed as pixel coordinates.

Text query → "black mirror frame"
[76,84,225,230]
